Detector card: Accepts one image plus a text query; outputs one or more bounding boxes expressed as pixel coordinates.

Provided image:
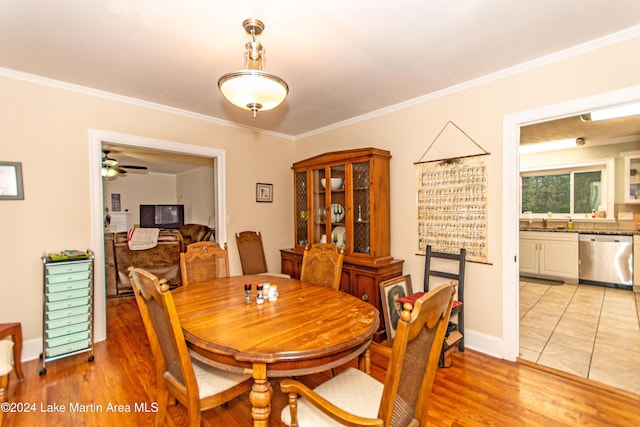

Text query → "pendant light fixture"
[218,19,289,117]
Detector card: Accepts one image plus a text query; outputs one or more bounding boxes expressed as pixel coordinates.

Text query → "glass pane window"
[574,171,602,214]
[522,174,570,213]
[521,163,607,217]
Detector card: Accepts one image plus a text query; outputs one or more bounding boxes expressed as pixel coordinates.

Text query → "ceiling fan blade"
[120,165,148,170]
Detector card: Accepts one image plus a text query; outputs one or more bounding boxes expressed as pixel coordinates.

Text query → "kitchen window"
[520,158,614,219]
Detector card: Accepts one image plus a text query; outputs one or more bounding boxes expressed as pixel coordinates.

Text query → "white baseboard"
[463,329,510,361]
[21,337,43,363]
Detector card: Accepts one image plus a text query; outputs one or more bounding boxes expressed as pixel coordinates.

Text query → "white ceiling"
[2,0,640,141]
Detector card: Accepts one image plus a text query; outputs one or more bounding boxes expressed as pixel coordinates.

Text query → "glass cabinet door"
[295,171,308,246]
[625,153,640,203]
[312,165,346,247]
[312,167,327,244]
[328,165,346,249]
[352,161,370,255]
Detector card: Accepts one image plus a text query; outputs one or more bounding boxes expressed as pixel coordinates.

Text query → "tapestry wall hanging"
[415,121,489,263]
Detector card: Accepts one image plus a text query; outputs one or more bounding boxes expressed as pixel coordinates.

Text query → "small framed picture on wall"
[0,161,24,200]
[256,183,273,203]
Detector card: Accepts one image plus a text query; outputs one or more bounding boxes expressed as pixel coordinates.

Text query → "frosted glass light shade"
[218,70,288,114]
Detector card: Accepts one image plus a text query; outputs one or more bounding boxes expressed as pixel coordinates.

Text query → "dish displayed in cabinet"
[330,204,345,223]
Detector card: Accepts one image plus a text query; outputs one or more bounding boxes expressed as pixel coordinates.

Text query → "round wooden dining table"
[171,274,379,427]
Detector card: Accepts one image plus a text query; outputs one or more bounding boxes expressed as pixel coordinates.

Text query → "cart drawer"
[46,262,91,275]
[47,339,91,358]
[47,313,91,331]
[46,304,90,320]
[47,331,90,348]
[47,279,91,293]
[46,322,89,339]
[46,270,91,284]
[47,298,90,314]
[46,288,90,302]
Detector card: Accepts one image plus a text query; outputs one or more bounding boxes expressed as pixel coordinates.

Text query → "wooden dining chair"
[299,243,344,290]
[235,231,269,275]
[180,242,230,285]
[280,282,456,427]
[128,267,252,427]
[235,231,290,278]
[0,340,13,427]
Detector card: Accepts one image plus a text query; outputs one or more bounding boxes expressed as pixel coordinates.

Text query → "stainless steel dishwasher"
[579,234,633,288]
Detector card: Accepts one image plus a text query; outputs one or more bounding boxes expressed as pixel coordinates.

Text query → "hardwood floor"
[4,296,640,426]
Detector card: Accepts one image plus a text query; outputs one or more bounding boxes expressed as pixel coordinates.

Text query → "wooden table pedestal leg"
[249,363,272,427]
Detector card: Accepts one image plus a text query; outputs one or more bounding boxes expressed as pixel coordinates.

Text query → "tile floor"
[519,278,640,395]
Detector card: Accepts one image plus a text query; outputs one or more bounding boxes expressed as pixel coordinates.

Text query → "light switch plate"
[618,211,633,220]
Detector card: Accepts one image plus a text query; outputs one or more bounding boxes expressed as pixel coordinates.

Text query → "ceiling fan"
[101,150,148,179]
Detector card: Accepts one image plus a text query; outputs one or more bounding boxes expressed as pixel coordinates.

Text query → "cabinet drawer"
[47,313,90,331]
[47,330,90,349]
[47,279,90,293]
[46,270,91,284]
[47,339,91,358]
[46,262,91,275]
[46,288,90,302]
[47,298,90,318]
[46,321,90,339]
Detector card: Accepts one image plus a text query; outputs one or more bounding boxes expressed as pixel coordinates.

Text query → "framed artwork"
[379,275,413,346]
[0,161,24,200]
[256,183,273,203]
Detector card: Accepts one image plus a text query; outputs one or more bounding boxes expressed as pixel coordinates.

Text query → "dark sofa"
[111,230,184,295]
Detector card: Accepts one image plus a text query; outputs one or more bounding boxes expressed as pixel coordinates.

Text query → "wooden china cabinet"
[280,147,403,341]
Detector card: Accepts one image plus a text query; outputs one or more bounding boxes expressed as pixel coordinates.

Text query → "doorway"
[501,84,640,361]
[88,129,227,343]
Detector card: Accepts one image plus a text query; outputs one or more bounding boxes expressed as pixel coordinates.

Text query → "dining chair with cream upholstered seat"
[0,339,14,427]
[128,267,252,427]
[299,243,344,290]
[0,322,23,427]
[180,241,230,285]
[235,230,290,278]
[280,282,456,427]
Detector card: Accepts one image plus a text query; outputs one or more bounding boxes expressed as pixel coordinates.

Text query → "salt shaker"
[244,283,252,304]
[268,284,278,301]
[256,283,264,304]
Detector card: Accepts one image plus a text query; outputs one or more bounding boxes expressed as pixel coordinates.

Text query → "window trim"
[519,158,615,221]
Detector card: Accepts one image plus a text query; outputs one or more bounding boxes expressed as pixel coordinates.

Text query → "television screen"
[140,204,184,229]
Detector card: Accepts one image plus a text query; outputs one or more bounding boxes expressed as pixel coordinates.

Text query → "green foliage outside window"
[521,170,602,215]
[522,174,569,213]
[574,171,602,213]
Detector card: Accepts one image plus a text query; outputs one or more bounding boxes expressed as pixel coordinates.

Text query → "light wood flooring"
[519,278,640,395]
[3,296,640,426]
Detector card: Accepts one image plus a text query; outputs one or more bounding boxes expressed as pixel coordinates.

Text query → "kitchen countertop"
[520,228,638,236]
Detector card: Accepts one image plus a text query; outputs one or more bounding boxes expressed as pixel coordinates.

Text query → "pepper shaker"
[244,283,252,304]
[256,283,264,305]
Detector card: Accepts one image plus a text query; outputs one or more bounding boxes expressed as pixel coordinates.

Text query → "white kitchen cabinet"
[634,235,639,293]
[519,231,579,283]
[623,151,640,204]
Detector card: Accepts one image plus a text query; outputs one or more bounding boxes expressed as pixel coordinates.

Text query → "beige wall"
[104,172,178,229]
[177,165,216,228]
[1,33,639,361]
[295,35,640,352]
[0,77,294,351]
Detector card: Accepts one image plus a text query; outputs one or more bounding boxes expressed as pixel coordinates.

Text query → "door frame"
[501,84,640,360]
[88,129,227,342]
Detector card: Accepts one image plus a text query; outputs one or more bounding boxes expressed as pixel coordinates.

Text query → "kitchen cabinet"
[519,231,579,283]
[623,151,640,203]
[634,235,639,293]
[282,147,404,341]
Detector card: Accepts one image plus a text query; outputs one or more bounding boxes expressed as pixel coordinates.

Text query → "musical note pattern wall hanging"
[415,121,490,263]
